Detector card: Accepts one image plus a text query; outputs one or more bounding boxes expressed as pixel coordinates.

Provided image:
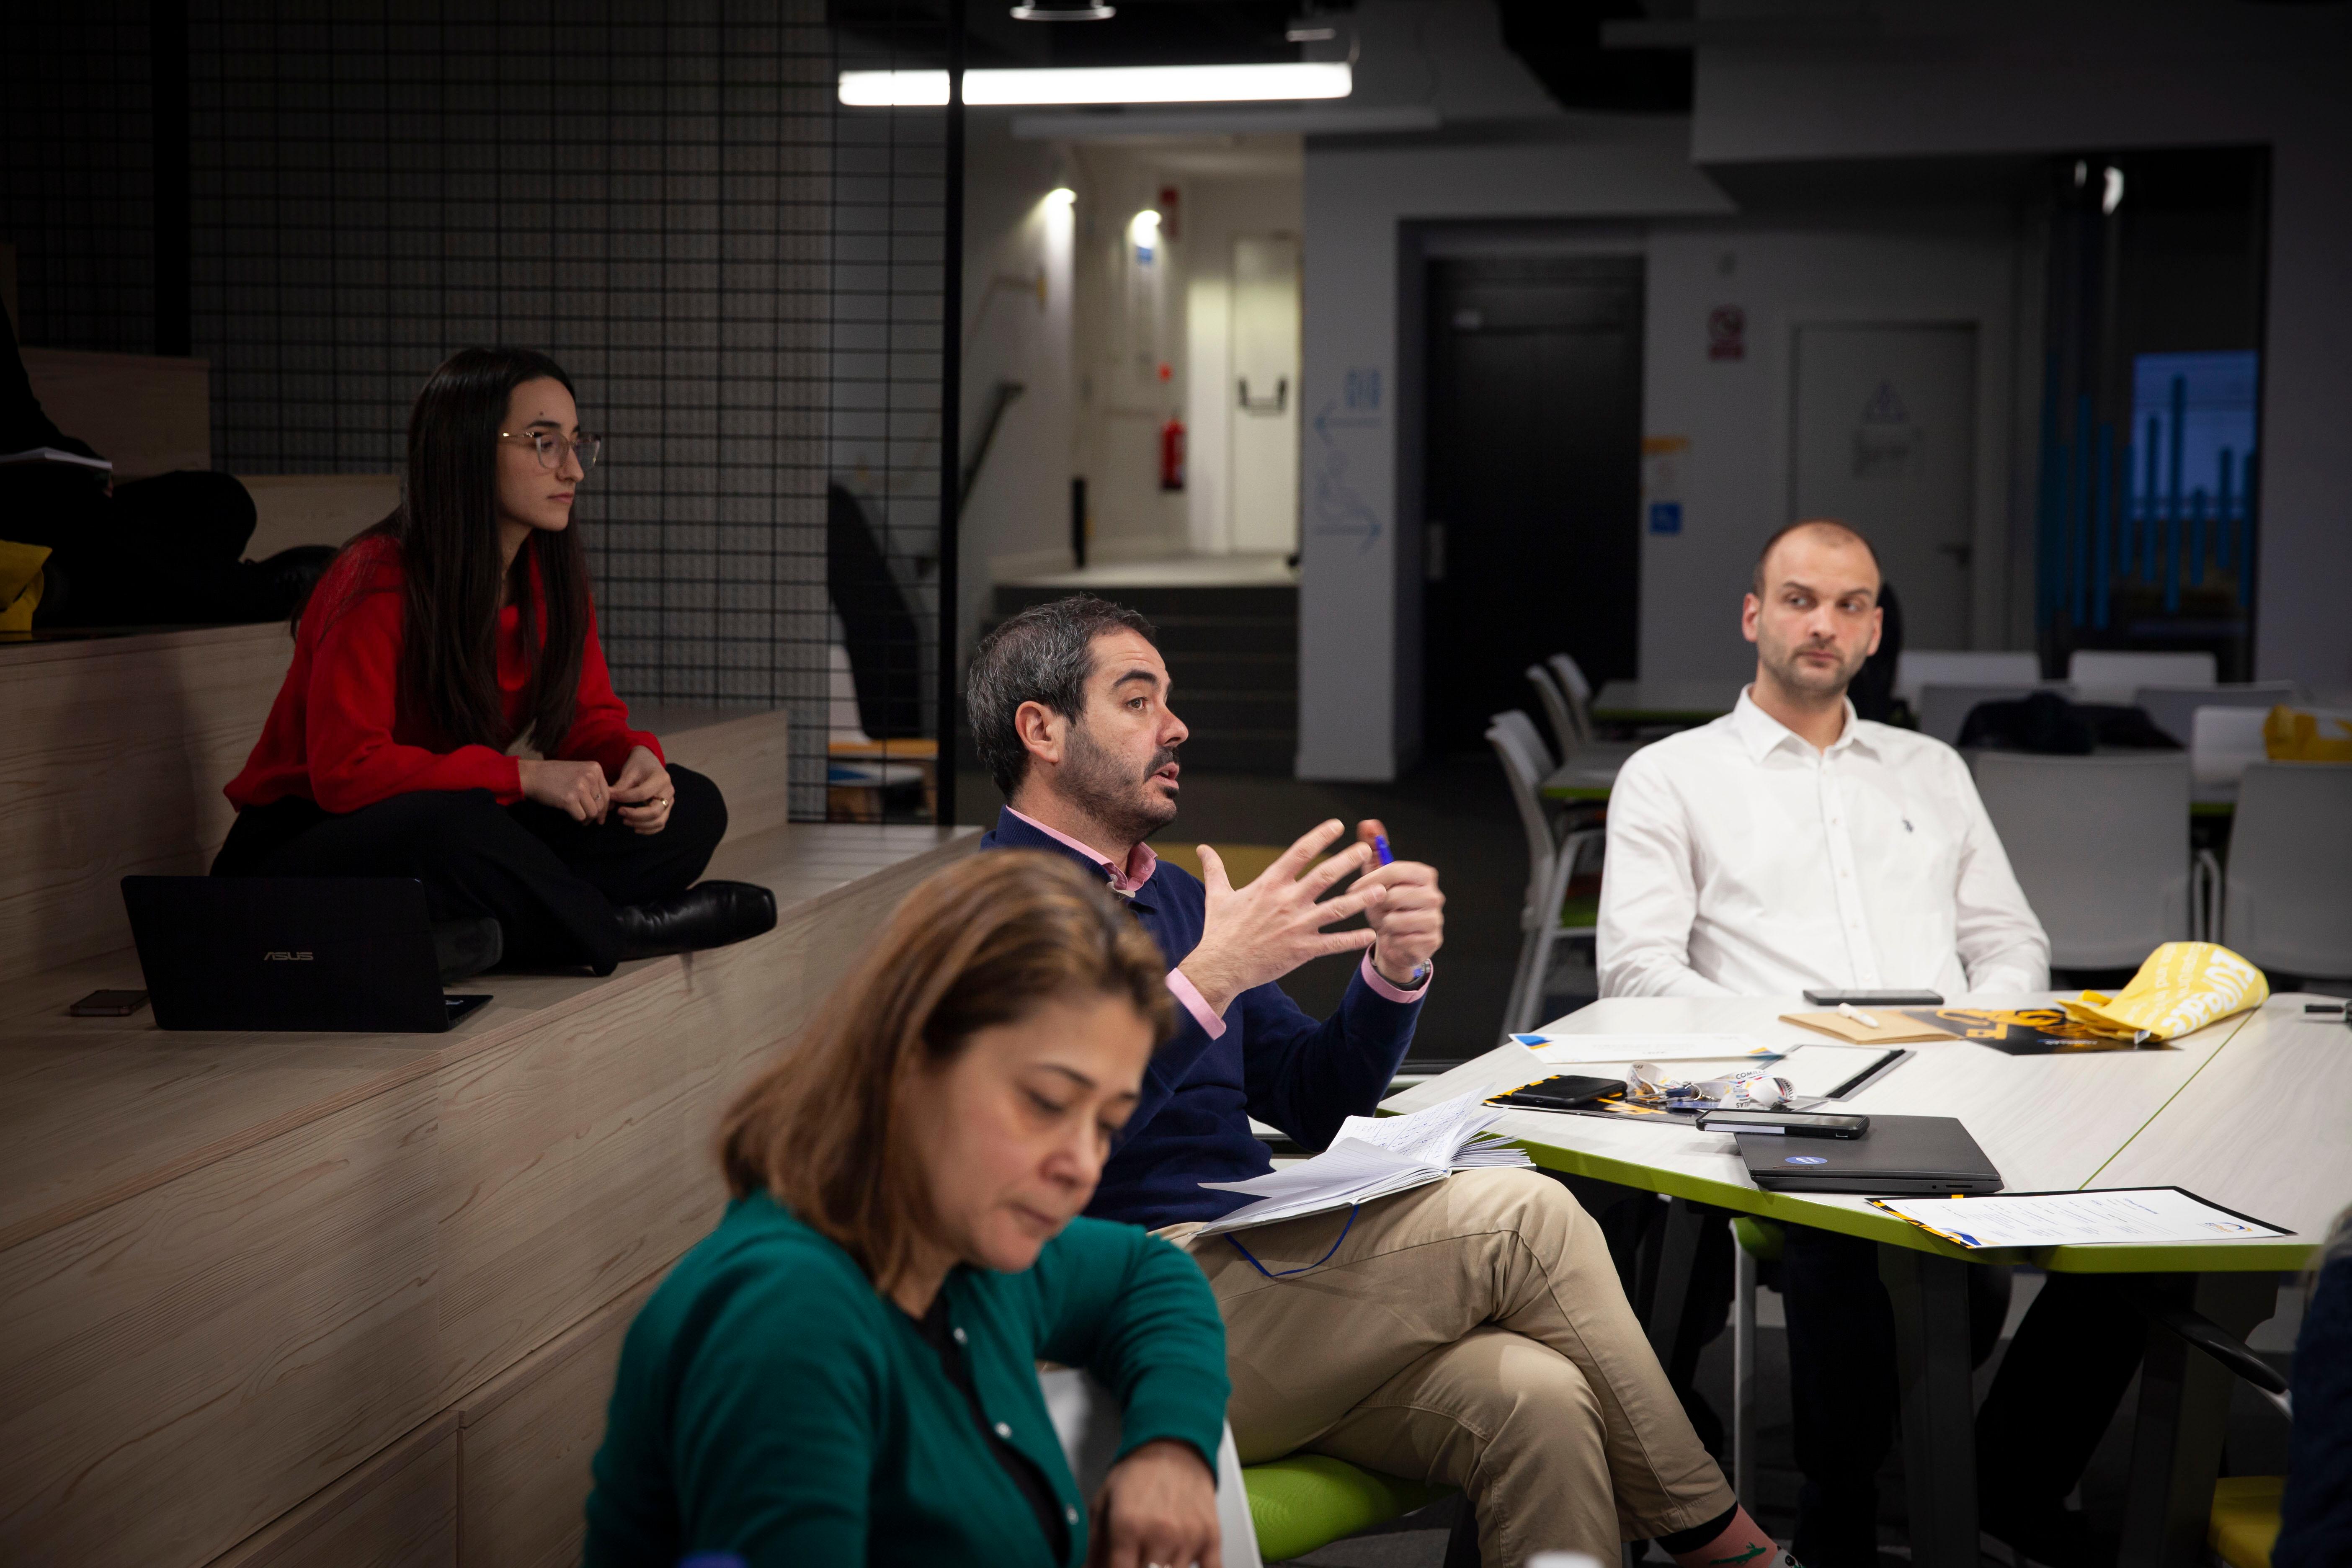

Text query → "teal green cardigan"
[583,1193,1230,1567]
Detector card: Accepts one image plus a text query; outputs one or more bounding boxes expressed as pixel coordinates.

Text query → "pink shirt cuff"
[1359,950,1433,1004]
[1165,968,1226,1039]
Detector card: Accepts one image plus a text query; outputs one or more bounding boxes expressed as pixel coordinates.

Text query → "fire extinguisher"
[1160,413,1186,492]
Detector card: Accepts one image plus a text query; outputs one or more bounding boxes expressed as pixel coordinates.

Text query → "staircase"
[988,578,1298,774]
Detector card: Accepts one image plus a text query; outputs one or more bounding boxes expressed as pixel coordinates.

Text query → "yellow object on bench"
[0,539,50,632]
[2208,1474,2283,1568]
[1242,1453,1453,1563]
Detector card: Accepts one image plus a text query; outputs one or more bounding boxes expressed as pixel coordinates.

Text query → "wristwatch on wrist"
[1376,952,1431,990]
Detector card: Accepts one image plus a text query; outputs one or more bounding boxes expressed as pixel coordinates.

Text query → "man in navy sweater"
[969,596,1791,1568]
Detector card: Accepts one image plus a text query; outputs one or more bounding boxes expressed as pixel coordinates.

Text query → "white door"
[1229,235,1301,555]
[1791,323,1977,649]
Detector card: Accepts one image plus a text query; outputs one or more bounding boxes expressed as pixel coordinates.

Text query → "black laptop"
[122,876,491,1033]
[1738,1114,2004,1196]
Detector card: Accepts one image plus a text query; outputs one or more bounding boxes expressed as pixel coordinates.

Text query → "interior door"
[1422,255,1644,753]
[1229,235,1301,555]
[1791,323,1978,649]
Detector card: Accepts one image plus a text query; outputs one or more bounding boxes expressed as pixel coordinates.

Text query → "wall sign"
[1708,305,1746,361]
[1643,434,1689,535]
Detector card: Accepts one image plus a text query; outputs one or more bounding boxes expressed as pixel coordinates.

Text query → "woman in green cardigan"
[583,850,1232,1568]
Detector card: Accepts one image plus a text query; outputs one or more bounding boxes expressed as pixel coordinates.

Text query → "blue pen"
[1373,833,1395,866]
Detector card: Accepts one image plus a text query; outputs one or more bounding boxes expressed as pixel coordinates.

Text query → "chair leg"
[1502,922,1542,1040]
[1733,1243,1757,1502]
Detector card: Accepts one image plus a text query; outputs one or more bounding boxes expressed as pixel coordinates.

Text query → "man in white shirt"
[1597,522,2137,1567]
[1598,530,2047,1001]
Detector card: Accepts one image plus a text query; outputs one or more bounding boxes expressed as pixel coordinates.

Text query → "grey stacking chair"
[1526,663,1582,765]
[2221,761,2352,982]
[1488,710,1602,1035]
[1971,751,2195,965]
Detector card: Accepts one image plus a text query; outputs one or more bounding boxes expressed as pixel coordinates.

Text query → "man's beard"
[1061,721,1179,844]
[1761,633,1867,700]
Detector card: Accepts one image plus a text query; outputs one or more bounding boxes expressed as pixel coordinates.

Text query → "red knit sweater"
[225,534,662,814]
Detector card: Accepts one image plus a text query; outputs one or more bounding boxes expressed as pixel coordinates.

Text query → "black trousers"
[211,766,727,975]
[1780,1222,2147,1565]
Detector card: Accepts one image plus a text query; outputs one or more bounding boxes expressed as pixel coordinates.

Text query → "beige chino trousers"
[1163,1167,1734,1565]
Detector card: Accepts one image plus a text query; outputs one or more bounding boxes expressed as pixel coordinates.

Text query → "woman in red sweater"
[216,346,774,978]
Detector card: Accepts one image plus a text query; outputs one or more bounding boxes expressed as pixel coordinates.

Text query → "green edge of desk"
[1411,1001,2313,1274]
[1501,1131,2314,1274]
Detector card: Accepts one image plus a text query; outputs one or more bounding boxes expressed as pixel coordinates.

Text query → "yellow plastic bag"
[2264,703,2352,763]
[0,539,51,634]
[2059,941,2270,1042]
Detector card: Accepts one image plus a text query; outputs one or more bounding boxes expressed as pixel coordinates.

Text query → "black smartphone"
[69,988,150,1018]
[1697,1109,1870,1138]
[1488,1074,1620,1112]
[1803,988,1944,1007]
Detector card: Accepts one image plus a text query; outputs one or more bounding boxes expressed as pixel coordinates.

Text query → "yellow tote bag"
[0,540,52,634]
[2058,941,2270,1042]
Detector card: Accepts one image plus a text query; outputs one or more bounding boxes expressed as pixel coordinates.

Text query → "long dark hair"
[353,346,593,753]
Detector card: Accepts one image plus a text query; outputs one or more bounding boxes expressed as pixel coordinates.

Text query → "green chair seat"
[1241,1452,1454,1562]
[1730,1215,1785,1263]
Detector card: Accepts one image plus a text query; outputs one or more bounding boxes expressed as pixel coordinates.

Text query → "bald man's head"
[1753,519,1881,598]
[1743,519,1884,707]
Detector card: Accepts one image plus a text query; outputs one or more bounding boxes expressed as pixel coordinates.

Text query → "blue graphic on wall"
[2036,349,2258,633]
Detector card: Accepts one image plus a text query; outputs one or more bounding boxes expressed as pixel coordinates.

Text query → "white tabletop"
[2091,994,2350,1247]
[1384,994,2292,1270]
[1590,679,1739,721]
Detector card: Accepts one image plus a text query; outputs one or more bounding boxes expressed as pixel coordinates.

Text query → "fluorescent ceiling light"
[837,62,1352,108]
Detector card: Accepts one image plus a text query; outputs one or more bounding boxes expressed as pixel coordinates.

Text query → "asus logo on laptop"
[262,950,316,962]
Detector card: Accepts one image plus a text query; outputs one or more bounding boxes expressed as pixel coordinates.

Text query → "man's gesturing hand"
[1354,818,1443,989]
[1177,819,1386,1017]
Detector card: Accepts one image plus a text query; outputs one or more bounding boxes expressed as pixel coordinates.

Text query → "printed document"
[1197,1091,1532,1235]
[1870,1188,2287,1250]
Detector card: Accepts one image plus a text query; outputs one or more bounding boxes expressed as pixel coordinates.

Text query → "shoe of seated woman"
[615,880,776,961]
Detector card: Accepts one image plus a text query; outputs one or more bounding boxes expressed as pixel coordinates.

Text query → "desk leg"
[1733,1242,1757,1501]
[1642,1197,1705,1372]
[1877,1246,1977,1568]
[2119,1271,2279,1568]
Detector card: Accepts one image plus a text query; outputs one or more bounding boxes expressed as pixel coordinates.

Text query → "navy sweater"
[2275,1246,2352,1568]
[981,809,1427,1230]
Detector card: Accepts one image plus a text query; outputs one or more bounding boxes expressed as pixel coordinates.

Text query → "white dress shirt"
[1597,688,2050,1000]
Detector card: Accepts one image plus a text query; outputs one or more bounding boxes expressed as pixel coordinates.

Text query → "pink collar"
[1006,807,1158,895]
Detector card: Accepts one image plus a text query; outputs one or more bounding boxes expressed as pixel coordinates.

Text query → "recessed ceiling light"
[1011,2,1116,18]
[837,62,1353,107]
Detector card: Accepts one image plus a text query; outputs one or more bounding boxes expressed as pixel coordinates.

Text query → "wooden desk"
[1589,679,1738,727]
[1386,994,2285,1568]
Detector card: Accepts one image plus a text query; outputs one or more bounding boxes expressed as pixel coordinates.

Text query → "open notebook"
[1195,1092,1532,1236]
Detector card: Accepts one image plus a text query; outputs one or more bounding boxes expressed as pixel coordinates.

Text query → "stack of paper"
[1196,1092,1533,1235]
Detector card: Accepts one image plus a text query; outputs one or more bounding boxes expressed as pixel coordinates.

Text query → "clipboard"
[1779,1009,1957,1046]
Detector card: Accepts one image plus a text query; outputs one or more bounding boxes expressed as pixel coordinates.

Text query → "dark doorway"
[1421,255,1644,753]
